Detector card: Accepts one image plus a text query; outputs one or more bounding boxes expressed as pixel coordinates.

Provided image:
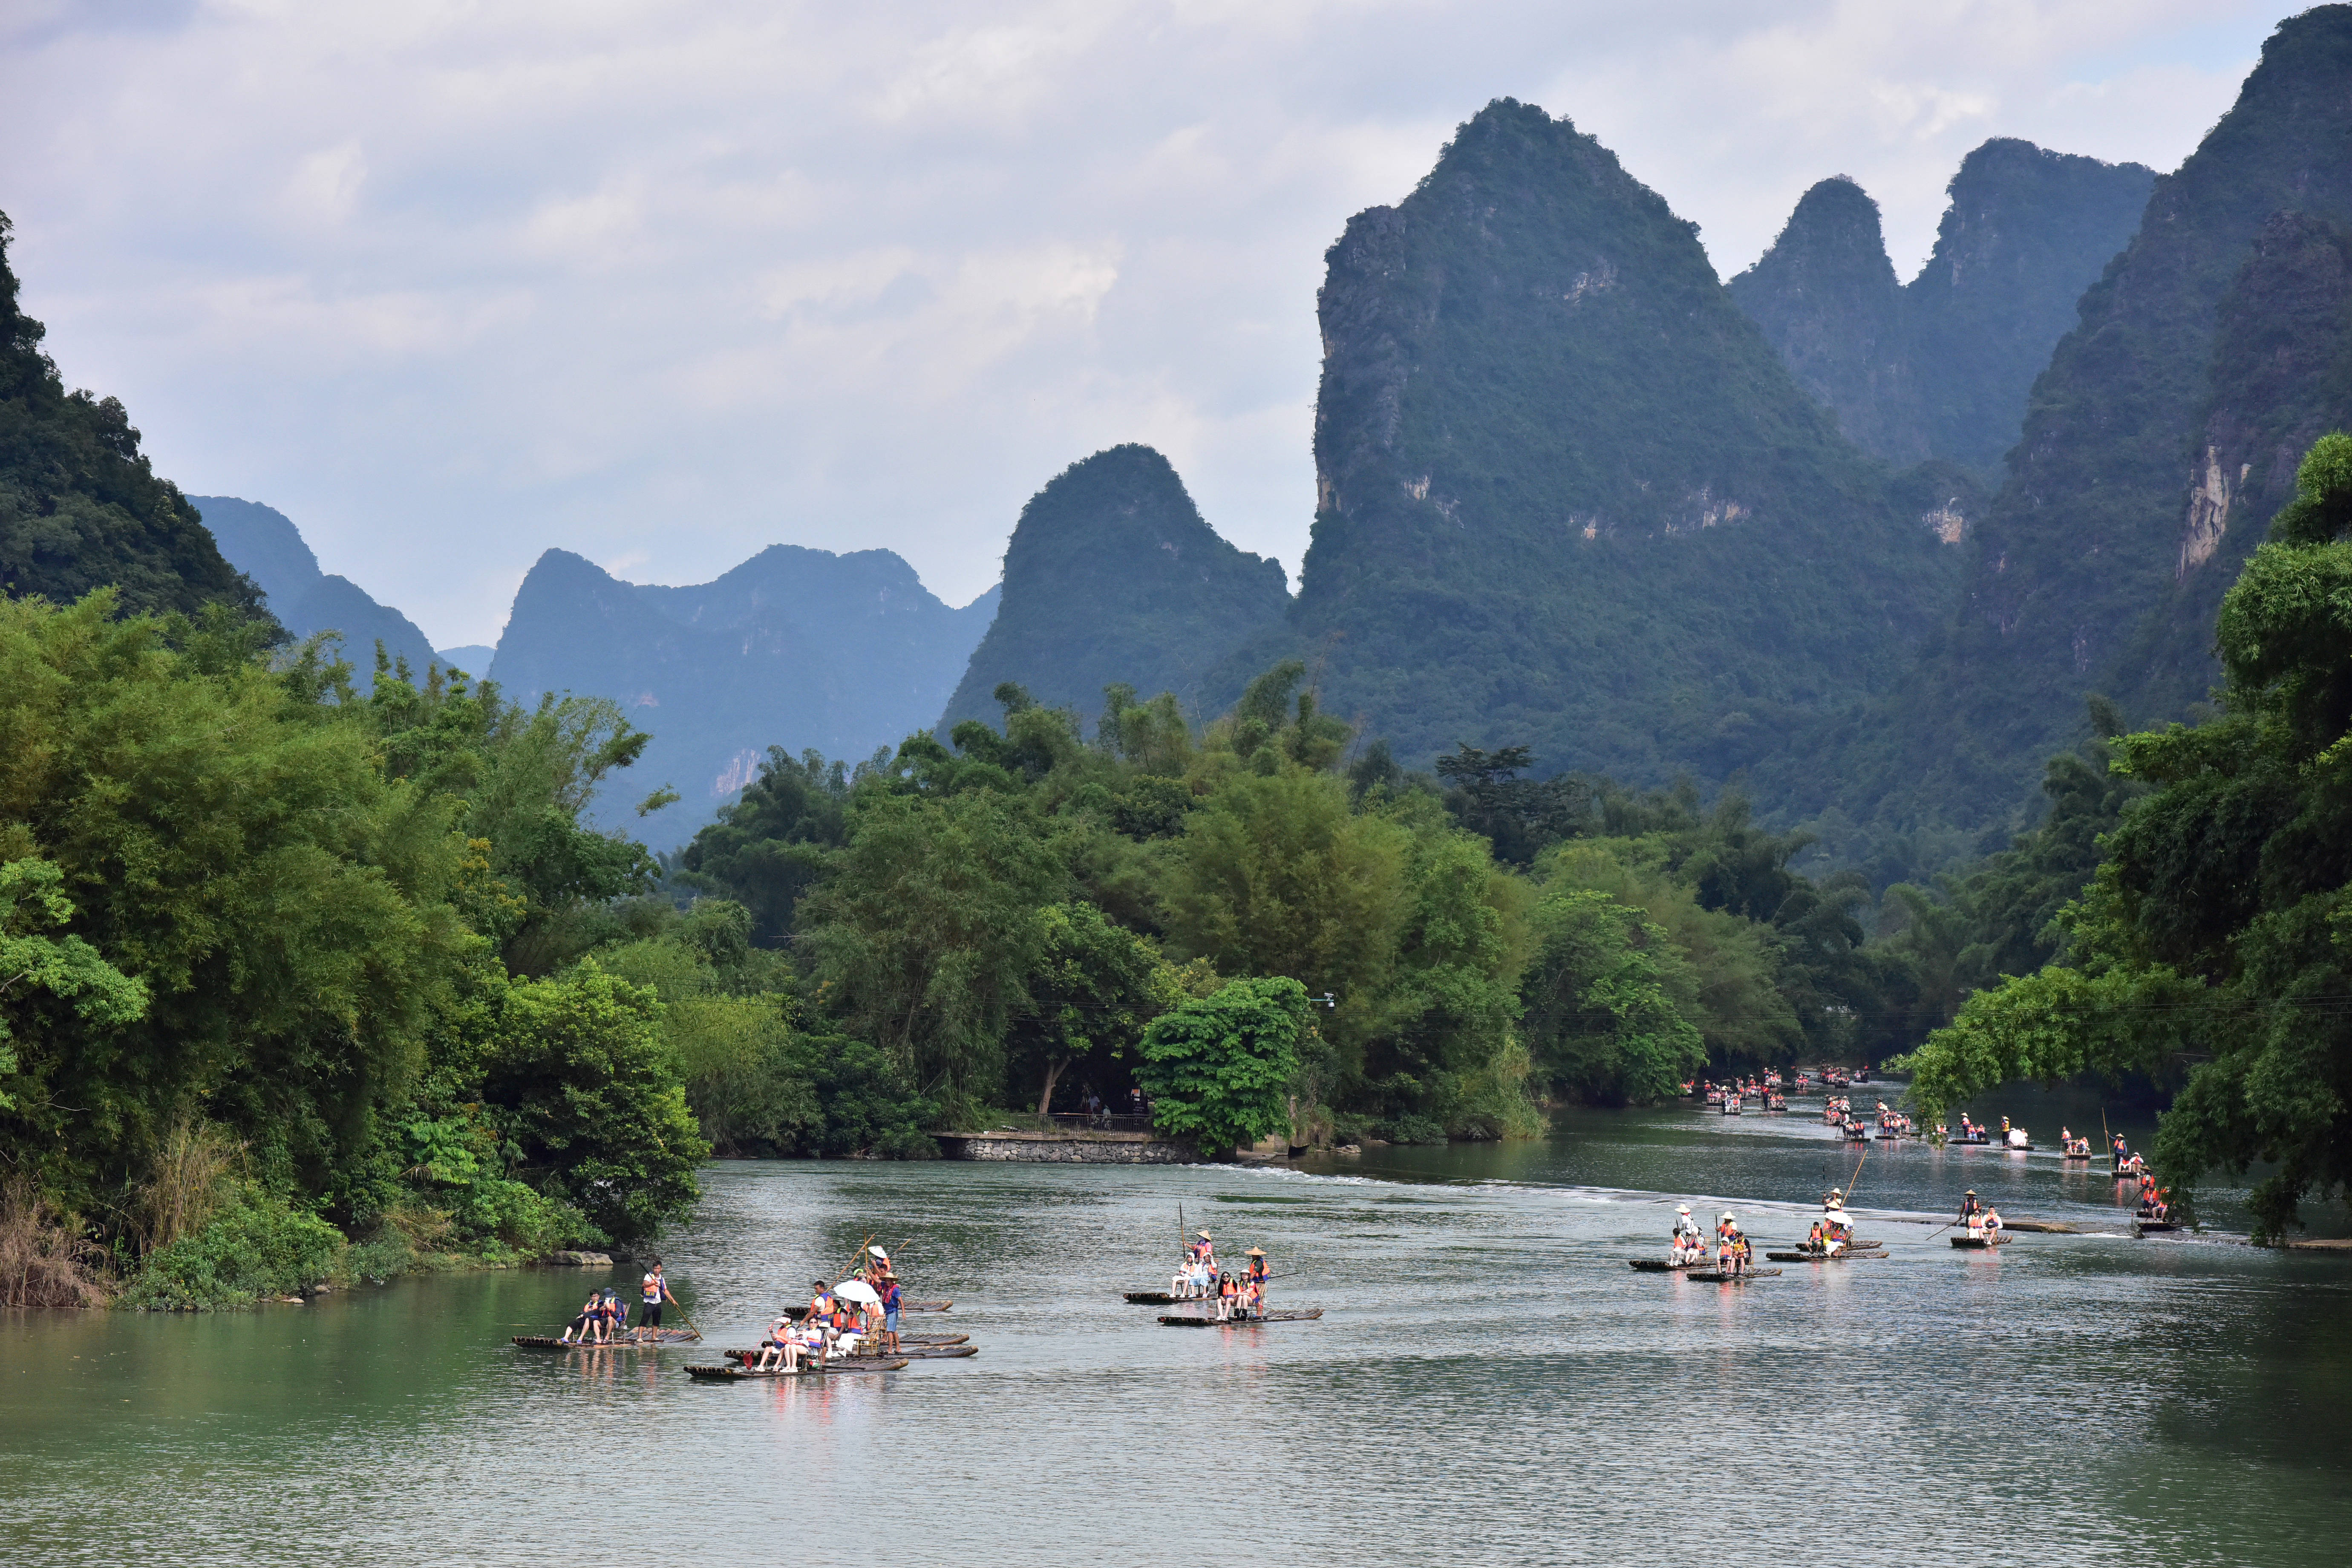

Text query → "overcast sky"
[0,0,2280,647]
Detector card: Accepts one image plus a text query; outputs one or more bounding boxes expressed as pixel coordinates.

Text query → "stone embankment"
[934,1130,1214,1164]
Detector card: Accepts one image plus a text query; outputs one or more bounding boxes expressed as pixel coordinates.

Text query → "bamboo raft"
[2133,1218,2182,1234]
[1156,1309,1323,1327]
[1764,1249,1888,1262]
[1951,1234,2013,1248]
[1124,1290,1200,1304]
[685,1358,911,1380]
[1685,1268,1781,1282]
[1627,1258,1710,1272]
[512,1329,700,1349]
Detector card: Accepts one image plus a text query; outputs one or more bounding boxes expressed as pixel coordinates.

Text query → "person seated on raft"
[749,1312,801,1372]
[806,1277,835,1323]
[1980,1208,2004,1242]
[558,1290,605,1344]
[1806,1220,1826,1253]
[1237,1274,1264,1319]
[1731,1234,1753,1276]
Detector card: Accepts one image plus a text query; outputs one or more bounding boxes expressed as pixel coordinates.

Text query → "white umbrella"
[833,1279,882,1306]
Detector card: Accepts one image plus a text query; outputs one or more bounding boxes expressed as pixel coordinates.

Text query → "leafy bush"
[1375,1114,1448,1145]
[122,1187,344,1309]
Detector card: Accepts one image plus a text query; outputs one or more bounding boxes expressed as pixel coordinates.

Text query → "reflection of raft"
[512,1329,700,1349]
[1951,1234,2012,1249]
[1764,1249,1888,1262]
[685,1358,910,1380]
[1156,1309,1323,1326]
[1686,1268,1781,1282]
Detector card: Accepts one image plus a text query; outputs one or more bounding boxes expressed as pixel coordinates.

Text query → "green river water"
[5,1088,2349,1565]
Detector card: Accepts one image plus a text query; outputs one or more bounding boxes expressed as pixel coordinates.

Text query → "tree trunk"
[1036,1057,1066,1118]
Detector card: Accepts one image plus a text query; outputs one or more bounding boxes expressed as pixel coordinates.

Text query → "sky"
[0,0,2282,648]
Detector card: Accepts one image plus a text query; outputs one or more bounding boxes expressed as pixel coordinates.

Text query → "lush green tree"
[800,788,1066,1107]
[1538,841,1797,1065]
[1007,900,1167,1115]
[479,961,707,1243]
[0,593,467,1205]
[671,747,852,945]
[1521,887,1706,1104]
[1435,744,1589,865]
[1137,977,1310,1152]
[1896,435,2352,1239]
[0,857,147,1107]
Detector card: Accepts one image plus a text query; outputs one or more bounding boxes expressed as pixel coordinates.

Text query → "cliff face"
[1905,6,2352,820]
[938,444,1288,731]
[0,215,257,621]
[1728,144,2152,474]
[492,544,994,849]
[192,496,441,685]
[1727,178,1926,465]
[1281,99,1958,784]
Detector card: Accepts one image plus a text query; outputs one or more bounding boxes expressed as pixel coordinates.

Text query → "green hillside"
[940,444,1288,730]
[0,213,257,620]
[1271,99,1960,787]
[1833,5,2352,839]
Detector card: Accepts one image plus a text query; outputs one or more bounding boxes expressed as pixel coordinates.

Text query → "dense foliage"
[675,655,1994,1147]
[1897,436,2352,1240]
[0,593,712,1306]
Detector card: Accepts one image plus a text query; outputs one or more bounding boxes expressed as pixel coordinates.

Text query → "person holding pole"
[637,1260,680,1340]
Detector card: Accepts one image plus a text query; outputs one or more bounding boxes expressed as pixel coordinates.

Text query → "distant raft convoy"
[508,1070,2194,1368]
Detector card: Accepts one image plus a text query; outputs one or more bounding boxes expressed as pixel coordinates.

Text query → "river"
[6,1089,2350,1565]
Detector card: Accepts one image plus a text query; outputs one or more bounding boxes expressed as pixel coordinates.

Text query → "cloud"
[0,0,2276,645]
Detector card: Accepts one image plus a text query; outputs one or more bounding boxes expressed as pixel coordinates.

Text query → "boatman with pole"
[637,1260,680,1340]
[1958,1190,1983,1230]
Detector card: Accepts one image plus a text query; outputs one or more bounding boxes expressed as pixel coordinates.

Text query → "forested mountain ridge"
[1727,144,2153,475]
[492,544,997,850]
[1265,99,1962,787]
[1726,176,1927,465]
[1828,5,2352,840]
[938,444,1288,732]
[0,213,259,621]
[192,496,441,686]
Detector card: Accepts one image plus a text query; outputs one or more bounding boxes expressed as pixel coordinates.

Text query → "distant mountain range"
[20,5,2352,882]
[491,546,997,849]
[192,497,441,687]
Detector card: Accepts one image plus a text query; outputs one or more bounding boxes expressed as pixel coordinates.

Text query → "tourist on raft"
[558,1290,607,1345]
[1672,1204,1705,1264]
[637,1260,680,1340]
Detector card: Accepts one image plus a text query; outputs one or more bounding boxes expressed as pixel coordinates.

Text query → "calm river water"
[6,1090,2350,1565]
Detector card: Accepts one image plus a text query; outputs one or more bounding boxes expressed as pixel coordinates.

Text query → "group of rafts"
[1630,1188,1892,1282]
[510,1245,971,1380]
[1121,1228,1324,1327]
